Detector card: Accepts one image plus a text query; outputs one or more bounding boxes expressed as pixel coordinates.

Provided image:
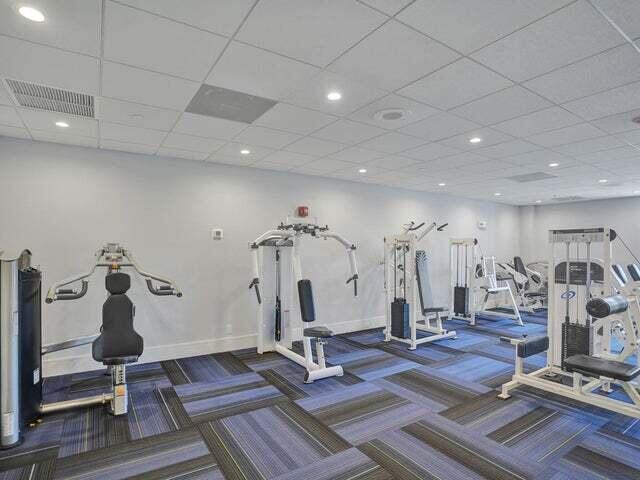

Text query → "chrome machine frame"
[250,218,358,383]
[384,221,456,349]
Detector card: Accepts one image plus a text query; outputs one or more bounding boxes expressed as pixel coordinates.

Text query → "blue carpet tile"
[2,309,640,479]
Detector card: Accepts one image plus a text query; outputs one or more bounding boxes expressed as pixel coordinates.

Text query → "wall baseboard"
[43,315,386,377]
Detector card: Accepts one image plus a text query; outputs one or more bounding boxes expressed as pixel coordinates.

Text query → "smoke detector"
[373,108,409,124]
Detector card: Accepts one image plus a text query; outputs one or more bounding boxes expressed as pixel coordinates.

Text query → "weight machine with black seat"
[0,244,182,448]
[249,217,358,383]
[499,228,640,418]
[384,221,456,349]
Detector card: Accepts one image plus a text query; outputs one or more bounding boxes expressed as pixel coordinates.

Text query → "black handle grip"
[437,223,449,231]
[52,280,89,302]
[408,222,426,231]
[249,278,262,304]
[346,275,358,297]
[146,279,177,296]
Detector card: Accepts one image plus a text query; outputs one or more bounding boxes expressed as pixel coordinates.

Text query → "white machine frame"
[450,238,523,326]
[499,228,640,418]
[384,221,456,349]
[250,218,358,383]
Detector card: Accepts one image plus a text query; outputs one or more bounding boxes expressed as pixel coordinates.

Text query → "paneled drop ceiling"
[0,0,639,205]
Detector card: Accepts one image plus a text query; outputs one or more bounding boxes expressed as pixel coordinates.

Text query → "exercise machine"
[500,228,640,418]
[498,257,547,312]
[249,217,358,383]
[0,244,181,448]
[384,221,455,349]
[450,238,523,326]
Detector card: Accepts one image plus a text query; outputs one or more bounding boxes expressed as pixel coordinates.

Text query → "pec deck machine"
[500,228,640,418]
[249,215,358,383]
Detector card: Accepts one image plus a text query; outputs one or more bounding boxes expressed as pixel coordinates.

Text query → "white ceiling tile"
[30,129,97,147]
[493,107,582,137]
[233,126,301,149]
[575,146,640,164]
[474,140,541,159]
[347,94,439,129]
[357,132,426,154]
[19,108,97,137]
[102,61,200,110]
[398,112,479,141]
[401,142,460,161]
[295,157,356,173]
[312,120,386,144]
[328,20,459,91]
[398,59,512,110]
[0,0,101,56]
[285,136,347,156]
[471,1,623,81]
[284,70,387,116]
[206,41,320,101]
[562,81,640,120]
[328,146,385,163]
[207,152,256,167]
[173,112,246,140]
[237,0,386,66]
[551,135,625,156]
[251,161,294,172]
[524,44,640,104]
[104,2,226,81]
[157,147,209,161]
[100,122,166,147]
[0,82,12,105]
[162,132,225,152]
[253,103,337,135]
[115,0,254,36]
[617,129,640,146]
[438,128,513,151]
[421,152,487,171]
[100,139,157,155]
[0,105,22,127]
[368,155,419,170]
[526,123,607,147]
[97,98,180,131]
[451,86,552,125]
[590,0,640,38]
[0,124,30,139]
[506,149,574,167]
[591,109,640,134]
[359,0,413,16]
[262,150,316,166]
[397,0,573,54]
[0,35,99,94]
[213,142,274,161]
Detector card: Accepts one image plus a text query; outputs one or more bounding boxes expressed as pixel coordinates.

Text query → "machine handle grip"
[146,279,181,296]
[249,278,262,304]
[437,223,448,231]
[346,274,358,297]
[408,222,426,231]
[47,280,88,303]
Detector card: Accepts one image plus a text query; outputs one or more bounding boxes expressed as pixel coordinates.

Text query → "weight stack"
[453,286,470,316]
[391,298,410,339]
[561,323,590,369]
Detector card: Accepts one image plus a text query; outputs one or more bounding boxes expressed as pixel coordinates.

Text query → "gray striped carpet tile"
[0,413,64,470]
[272,447,392,480]
[231,349,293,372]
[0,459,57,480]
[175,371,287,423]
[200,401,350,479]
[329,349,421,381]
[160,352,252,386]
[297,382,429,445]
[53,427,214,480]
[127,388,184,440]
[373,339,454,366]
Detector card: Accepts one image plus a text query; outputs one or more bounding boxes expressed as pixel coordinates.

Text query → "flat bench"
[564,354,640,382]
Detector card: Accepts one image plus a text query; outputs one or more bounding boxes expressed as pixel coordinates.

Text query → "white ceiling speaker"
[373,108,409,124]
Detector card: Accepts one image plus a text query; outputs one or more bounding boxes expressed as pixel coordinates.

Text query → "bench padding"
[564,354,640,382]
[586,295,628,319]
[516,336,549,358]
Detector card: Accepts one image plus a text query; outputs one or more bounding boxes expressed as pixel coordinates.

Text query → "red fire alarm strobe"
[297,206,309,217]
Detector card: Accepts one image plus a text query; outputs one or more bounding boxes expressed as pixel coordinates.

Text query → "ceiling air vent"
[553,196,586,202]
[5,79,94,117]
[506,172,557,183]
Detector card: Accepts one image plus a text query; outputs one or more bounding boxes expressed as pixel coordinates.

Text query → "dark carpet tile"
[0,459,57,480]
[563,445,640,480]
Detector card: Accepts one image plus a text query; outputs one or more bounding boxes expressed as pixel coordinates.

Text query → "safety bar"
[249,278,262,304]
[42,333,100,355]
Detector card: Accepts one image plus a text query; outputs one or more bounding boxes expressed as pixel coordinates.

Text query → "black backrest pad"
[513,256,527,276]
[415,250,429,314]
[106,272,131,294]
[93,292,143,361]
[628,264,640,282]
[586,294,628,319]
[517,336,549,358]
[298,279,316,323]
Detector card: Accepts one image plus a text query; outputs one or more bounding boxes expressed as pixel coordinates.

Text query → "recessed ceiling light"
[598,178,608,183]
[55,121,69,128]
[548,162,559,167]
[438,182,446,186]
[358,168,367,173]
[240,149,250,155]
[535,200,542,203]
[469,137,482,144]
[18,6,45,22]
[634,190,640,194]
[327,91,342,101]
[494,192,502,196]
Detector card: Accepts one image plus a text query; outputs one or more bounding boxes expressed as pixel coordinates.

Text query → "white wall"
[0,137,520,375]
[519,198,640,265]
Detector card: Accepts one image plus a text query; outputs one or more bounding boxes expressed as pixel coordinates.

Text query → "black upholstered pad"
[303,326,333,338]
[516,336,549,358]
[564,354,640,382]
[423,307,446,313]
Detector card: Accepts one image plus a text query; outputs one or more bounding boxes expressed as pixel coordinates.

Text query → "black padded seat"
[92,272,143,365]
[564,354,640,382]
[524,292,546,297]
[304,326,333,338]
